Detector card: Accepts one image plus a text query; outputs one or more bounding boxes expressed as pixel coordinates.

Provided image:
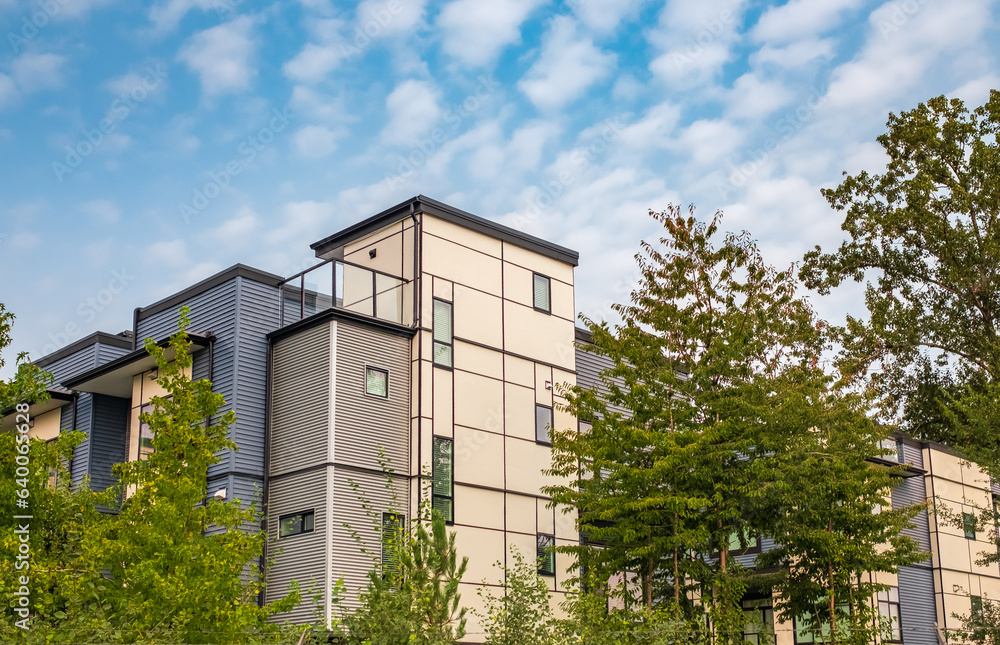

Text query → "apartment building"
[6,195,998,643]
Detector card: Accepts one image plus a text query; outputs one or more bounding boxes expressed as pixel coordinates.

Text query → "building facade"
[6,195,999,643]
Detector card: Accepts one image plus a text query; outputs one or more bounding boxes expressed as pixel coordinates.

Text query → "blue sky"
[0,0,998,374]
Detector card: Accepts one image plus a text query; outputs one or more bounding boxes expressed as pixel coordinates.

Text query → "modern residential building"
[6,195,999,643]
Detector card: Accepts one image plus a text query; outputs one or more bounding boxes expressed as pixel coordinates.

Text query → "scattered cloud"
[283,43,344,84]
[11,53,66,92]
[82,199,121,224]
[381,79,441,145]
[519,16,616,111]
[753,0,865,43]
[293,124,342,157]
[437,0,544,67]
[177,16,257,97]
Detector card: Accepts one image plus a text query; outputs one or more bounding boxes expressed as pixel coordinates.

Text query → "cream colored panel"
[537,498,554,534]
[554,503,578,541]
[455,485,504,531]
[552,368,575,395]
[344,222,408,277]
[28,409,61,442]
[453,526,505,586]
[933,478,969,506]
[422,214,503,258]
[419,417,434,476]
[506,531,538,569]
[502,241,574,285]
[505,438,561,496]
[433,276,453,301]
[432,368,454,438]
[941,569,972,596]
[980,576,1000,599]
[422,233,502,294]
[131,373,141,402]
[454,341,503,381]
[139,363,191,403]
[963,461,993,489]
[937,533,973,570]
[502,262,533,308]
[555,538,577,592]
[454,370,503,432]
[454,425,504,489]
[929,449,965,483]
[550,277,574,320]
[506,493,537,535]
[535,363,553,405]
[504,355,534,388]
[421,279,435,327]
[420,359,434,423]
[128,405,141,462]
[972,544,998,576]
[504,383,535,442]
[552,406,575,441]
[504,303,575,370]
[453,285,503,349]
[460,584,490,644]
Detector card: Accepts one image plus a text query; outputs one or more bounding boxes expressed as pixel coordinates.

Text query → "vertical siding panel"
[898,565,937,645]
[893,476,932,556]
[88,394,130,493]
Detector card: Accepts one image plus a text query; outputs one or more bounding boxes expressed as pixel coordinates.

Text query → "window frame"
[537,533,555,576]
[278,509,315,539]
[532,273,551,314]
[432,436,454,525]
[364,365,389,398]
[535,403,554,445]
[381,512,406,582]
[877,586,903,643]
[432,298,454,369]
[963,512,977,540]
[742,596,775,645]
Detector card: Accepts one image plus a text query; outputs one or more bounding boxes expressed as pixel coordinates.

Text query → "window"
[46,438,58,490]
[279,510,315,538]
[878,586,902,642]
[139,402,156,458]
[970,595,988,641]
[535,404,553,444]
[794,603,850,644]
[433,299,453,368]
[381,512,405,582]
[366,366,388,397]
[964,512,977,540]
[728,530,760,554]
[533,273,551,313]
[432,437,453,523]
[742,597,775,645]
[895,439,905,463]
[537,533,555,575]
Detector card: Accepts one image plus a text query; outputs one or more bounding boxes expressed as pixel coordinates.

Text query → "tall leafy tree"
[800,91,1000,476]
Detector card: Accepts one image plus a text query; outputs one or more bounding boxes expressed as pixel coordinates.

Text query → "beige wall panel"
[980,576,1000,599]
[504,354,534,388]
[504,383,535,442]
[138,363,190,403]
[454,370,503,432]
[550,277,575,320]
[554,503,578,541]
[453,525,506,586]
[555,538,577,592]
[454,341,503,381]
[506,531,538,569]
[504,303,575,370]
[552,405,575,440]
[421,280,435,326]
[502,262,533,308]
[502,241,574,285]
[432,368,454,438]
[345,222,408,277]
[537,498,555,534]
[421,360,434,422]
[454,485,504,531]
[506,493,537,535]
[938,533,973,570]
[941,569,973,596]
[418,417,434,476]
[422,234,502,295]
[433,276,453,301]
[535,363,553,405]
[453,285,503,349]
[131,373,141,402]
[971,544,998,576]
[454,425,504,490]
[929,450,966,483]
[29,408,61,441]
[934,478,970,506]
[461,584,491,644]
[505,438,558,496]
[422,214,503,258]
[553,368,575,393]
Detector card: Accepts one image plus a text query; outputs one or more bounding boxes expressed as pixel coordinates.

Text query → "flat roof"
[136,264,284,321]
[310,195,580,267]
[0,388,74,432]
[35,331,132,369]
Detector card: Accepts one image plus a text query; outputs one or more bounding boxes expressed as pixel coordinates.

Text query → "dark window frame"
[381,512,406,582]
[964,512,977,540]
[877,586,903,643]
[532,273,551,314]
[537,533,555,576]
[432,298,454,369]
[365,365,389,398]
[535,403,553,445]
[278,509,315,538]
[432,436,454,525]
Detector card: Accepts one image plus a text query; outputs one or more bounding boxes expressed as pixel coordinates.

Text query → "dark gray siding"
[88,394,130,493]
[44,344,98,386]
[893,475,932,557]
[575,346,630,417]
[901,440,924,468]
[64,393,93,486]
[334,321,410,473]
[95,341,131,367]
[898,565,936,645]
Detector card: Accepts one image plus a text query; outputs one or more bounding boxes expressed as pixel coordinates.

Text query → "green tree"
[475,547,556,645]
[800,91,1000,476]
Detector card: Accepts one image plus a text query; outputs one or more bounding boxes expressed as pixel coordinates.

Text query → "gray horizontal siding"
[88,394,130,493]
[334,321,410,473]
[270,322,330,477]
[898,565,937,645]
[64,393,93,487]
[44,344,97,386]
[267,468,328,624]
[575,348,631,418]
[95,341,131,366]
[892,475,932,557]
[901,440,923,468]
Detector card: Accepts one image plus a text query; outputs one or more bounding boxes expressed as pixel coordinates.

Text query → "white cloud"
[146,239,188,266]
[11,53,66,92]
[724,73,795,121]
[753,0,865,44]
[149,0,226,32]
[381,79,441,145]
[177,16,257,97]
[437,0,544,67]
[647,0,746,88]
[289,85,355,123]
[356,0,426,36]
[210,205,260,246]
[82,199,121,224]
[293,125,342,158]
[519,16,616,111]
[671,118,744,166]
[573,0,645,34]
[752,38,837,68]
[0,74,18,108]
[283,43,343,84]
[616,101,682,152]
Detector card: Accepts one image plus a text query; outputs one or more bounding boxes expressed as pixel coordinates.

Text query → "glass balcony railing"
[279,259,412,327]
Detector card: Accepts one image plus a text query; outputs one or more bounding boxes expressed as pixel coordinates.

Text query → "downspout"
[259,335,274,608]
[410,203,423,510]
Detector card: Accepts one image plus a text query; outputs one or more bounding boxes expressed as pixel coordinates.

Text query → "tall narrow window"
[432,437,453,523]
[433,299,453,368]
[381,512,405,583]
[139,402,156,459]
[964,512,977,540]
[536,404,553,444]
[366,366,388,397]
[742,597,775,645]
[533,273,551,313]
[877,586,902,642]
[537,533,555,575]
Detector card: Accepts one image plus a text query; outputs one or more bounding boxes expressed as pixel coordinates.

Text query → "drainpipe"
[259,336,274,608]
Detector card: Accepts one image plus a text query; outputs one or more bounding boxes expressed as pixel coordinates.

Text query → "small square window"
[535,404,553,444]
[366,366,388,397]
[533,273,551,313]
[537,533,555,575]
[279,510,315,538]
[963,512,977,540]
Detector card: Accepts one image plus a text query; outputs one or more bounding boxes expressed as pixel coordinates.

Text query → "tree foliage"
[800,91,1000,475]
[475,547,557,645]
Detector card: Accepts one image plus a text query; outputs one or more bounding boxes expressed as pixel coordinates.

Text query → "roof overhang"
[62,334,212,398]
[310,195,580,267]
[868,456,926,478]
[1,388,74,432]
